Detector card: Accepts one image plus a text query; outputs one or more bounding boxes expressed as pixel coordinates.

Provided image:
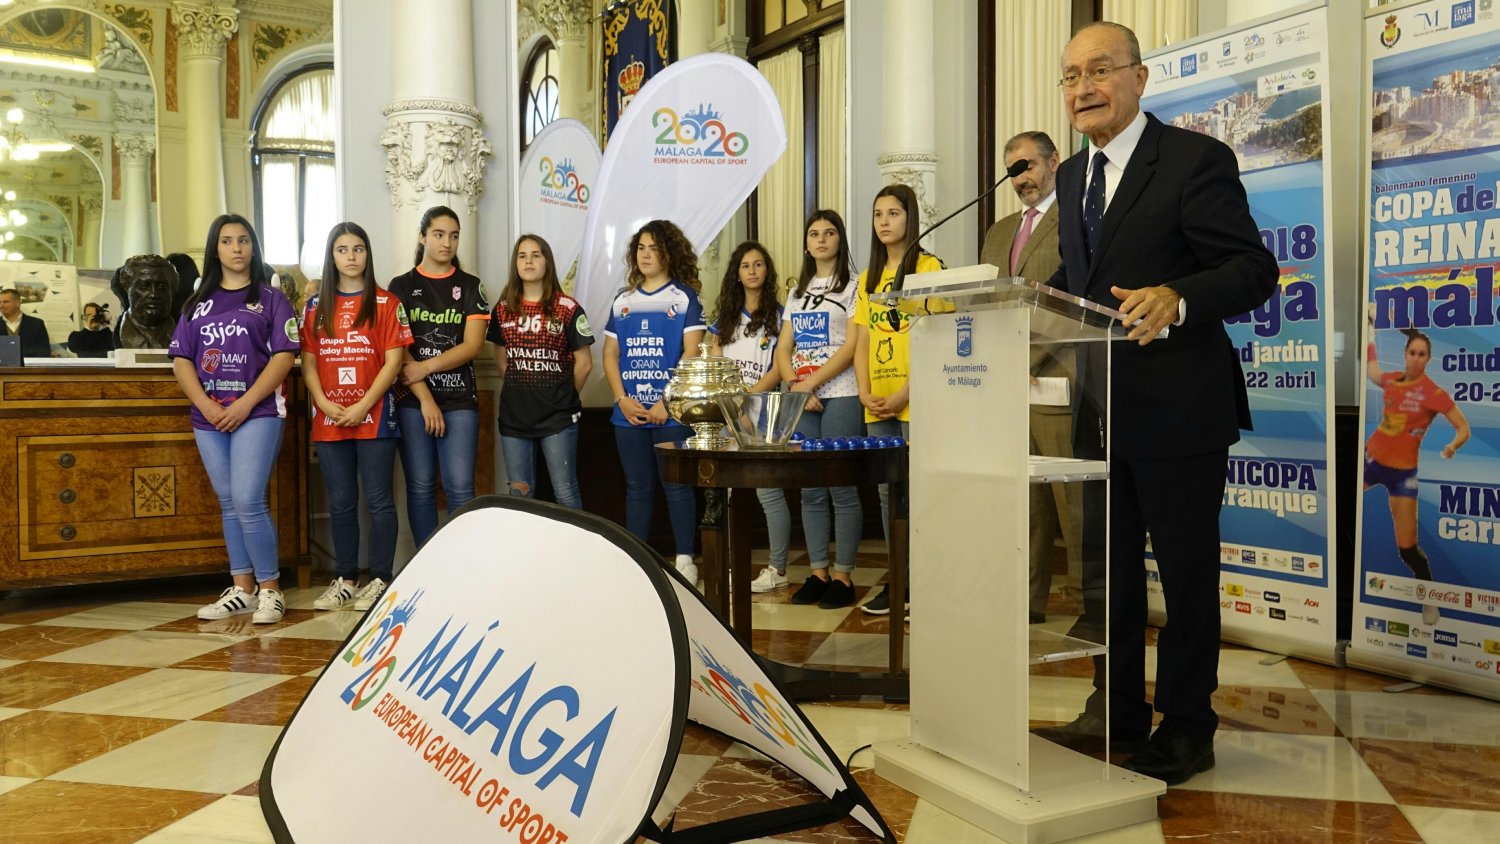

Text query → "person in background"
[710,241,789,592]
[0,288,51,358]
[387,205,489,547]
[68,302,115,358]
[774,210,863,608]
[979,130,1079,624]
[489,234,594,509]
[602,219,705,584]
[303,222,412,613]
[853,184,944,616]
[169,214,299,624]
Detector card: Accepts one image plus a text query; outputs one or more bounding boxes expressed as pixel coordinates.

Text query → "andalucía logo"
[689,640,832,775]
[338,589,617,824]
[651,103,750,164]
[539,156,590,209]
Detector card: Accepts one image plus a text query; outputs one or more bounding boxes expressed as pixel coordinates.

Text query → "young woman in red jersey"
[1364,314,1470,624]
[303,222,412,613]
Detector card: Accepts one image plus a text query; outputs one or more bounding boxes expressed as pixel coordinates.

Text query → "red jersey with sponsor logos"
[486,295,594,437]
[301,290,413,442]
[1366,371,1455,470]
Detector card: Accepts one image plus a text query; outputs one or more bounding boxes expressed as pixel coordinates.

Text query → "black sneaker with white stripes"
[198,586,257,620]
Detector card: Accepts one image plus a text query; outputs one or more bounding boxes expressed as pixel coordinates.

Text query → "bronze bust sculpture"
[112,255,180,350]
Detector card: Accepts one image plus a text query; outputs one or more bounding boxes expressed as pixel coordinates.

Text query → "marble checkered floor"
[2,546,1499,842]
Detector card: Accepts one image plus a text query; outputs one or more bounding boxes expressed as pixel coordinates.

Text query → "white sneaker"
[198,586,258,620]
[354,578,388,612]
[253,588,285,624]
[1422,604,1440,626]
[750,566,789,593]
[313,578,358,611]
[674,554,700,586]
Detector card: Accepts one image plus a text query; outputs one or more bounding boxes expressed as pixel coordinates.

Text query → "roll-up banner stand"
[1350,0,1500,701]
[1140,5,1340,662]
[260,496,893,843]
[517,119,602,286]
[573,53,787,388]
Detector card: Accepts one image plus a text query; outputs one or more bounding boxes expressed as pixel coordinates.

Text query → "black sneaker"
[861,585,891,615]
[818,579,856,609]
[791,575,830,604]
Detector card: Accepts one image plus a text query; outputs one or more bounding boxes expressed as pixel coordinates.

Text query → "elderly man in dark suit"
[1043,22,1278,786]
[980,130,1079,625]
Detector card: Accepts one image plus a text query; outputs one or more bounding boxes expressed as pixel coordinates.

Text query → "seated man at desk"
[0,288,52,358]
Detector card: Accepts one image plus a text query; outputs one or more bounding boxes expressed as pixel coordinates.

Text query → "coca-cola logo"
[1428,590,1463,605]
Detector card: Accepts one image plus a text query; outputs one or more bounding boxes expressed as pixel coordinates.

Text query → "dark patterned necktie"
[1084,150,1107,257]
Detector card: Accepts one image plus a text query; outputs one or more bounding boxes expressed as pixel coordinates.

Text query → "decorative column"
[676,0,714,58]
[533,0,592,123]
[117,134,155,259]
[80,197,103,267]
[381,0,491,271]
[877,0,938,230]
[172,2,236,235]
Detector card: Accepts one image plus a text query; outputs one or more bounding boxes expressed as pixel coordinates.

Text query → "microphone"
[891,157,1031,295]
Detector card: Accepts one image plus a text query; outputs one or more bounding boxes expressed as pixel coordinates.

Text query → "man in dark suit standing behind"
[980,131,1080,625]
[0,289,52,358]
[1044,22,1277,785]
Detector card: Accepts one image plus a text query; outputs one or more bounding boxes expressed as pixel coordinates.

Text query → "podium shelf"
[1029,455,1107,483]
[1030,627,1106,664]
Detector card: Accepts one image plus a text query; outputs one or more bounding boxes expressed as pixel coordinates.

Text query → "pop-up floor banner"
[260,496,893,843]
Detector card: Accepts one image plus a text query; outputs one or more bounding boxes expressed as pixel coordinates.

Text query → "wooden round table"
[656,441,908,700]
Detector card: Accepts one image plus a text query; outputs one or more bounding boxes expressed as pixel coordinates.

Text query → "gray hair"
[1003,131,1058,159]
[1072,21,1143,65]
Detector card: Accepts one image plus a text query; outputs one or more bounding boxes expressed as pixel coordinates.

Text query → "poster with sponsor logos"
[261,496,892,842]
[1141,7,1338,657]
[1350,0,1500,696]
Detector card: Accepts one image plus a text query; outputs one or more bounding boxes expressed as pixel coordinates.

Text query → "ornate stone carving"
[82,197,104,213]
[115,133,156,162]
[380,116,493,213]
[381,99,483,120]
[531,0,593,40]
[880,166,939,230]
[171,2,239,58]
[517,4,543,46]
[96,26,150,73]
[111,92,155,125]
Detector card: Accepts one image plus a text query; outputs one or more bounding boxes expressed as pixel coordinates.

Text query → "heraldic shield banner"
[260,495,893,843]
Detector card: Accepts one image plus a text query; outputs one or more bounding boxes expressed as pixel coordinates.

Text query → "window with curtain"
[252,66,336,275]
[521,38,559,154]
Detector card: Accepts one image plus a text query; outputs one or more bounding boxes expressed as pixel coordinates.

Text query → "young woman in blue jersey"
[603,220,705,583]
[488,234,594,509]
[709,241,789,592]
[388,206,489,547]
[773,210,863,608]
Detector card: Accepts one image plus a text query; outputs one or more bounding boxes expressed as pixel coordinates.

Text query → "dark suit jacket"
[981,203,1073,416]
[1,313,52,358]
[1046,114,1277,459]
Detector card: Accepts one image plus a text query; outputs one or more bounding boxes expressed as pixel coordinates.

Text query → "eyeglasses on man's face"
[1058,62,1140,89]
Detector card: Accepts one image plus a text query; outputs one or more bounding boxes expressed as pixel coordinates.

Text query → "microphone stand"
[890,158,1031,295]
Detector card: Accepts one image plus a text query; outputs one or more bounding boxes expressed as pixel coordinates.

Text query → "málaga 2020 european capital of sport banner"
[1350,0,1500,698]
[1142,6,1337,660]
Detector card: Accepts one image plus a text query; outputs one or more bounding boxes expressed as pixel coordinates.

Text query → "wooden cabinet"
[0,367,309,589]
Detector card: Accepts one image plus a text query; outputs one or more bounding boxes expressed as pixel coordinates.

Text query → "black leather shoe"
[1033,712,1150,755]
[1122,727,1215,786]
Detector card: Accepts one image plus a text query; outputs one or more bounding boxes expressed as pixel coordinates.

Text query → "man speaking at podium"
[1044,22,1277,785]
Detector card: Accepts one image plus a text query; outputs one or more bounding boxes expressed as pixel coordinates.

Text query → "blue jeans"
[194,416,283,584]
[613,424,696,556]
[316,437,399,582]
[397,406,479,547]
[795,395,864,572]
[502,423,582,509]
[755,488,791,572]
[868,418,910,548]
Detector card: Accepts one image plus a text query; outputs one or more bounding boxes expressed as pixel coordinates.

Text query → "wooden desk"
[657,442,908,701]
[0,366,309,590]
